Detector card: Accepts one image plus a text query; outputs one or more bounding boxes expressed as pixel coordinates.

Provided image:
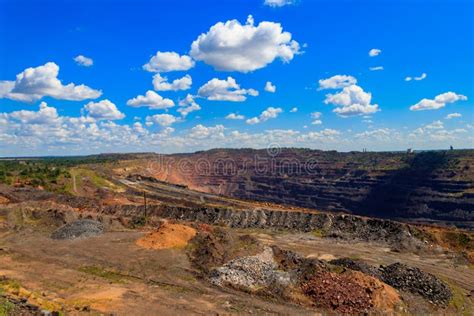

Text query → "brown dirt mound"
[301,270,401,314]
[136,223,196,250]
[0,195,9,204]
[350,270,401,313]
[188,227,263,273]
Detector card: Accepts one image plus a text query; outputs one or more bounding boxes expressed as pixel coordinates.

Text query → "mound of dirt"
[301,270,401,314]
[348,271,402,313]
[380,262,452,305]
[136,223,196,250]
[0,195,9,204]
[209,247,292,292]
[330,258,452,306]
[271,246,306,271]
[329,257,382,279]
[188,227,263,273]
[51,219,104,240]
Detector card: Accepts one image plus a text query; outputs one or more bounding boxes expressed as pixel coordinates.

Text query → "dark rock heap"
[51,219,104,240]
[330,258,452,306]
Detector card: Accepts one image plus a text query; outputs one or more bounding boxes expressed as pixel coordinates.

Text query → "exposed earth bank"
[143,149,474,225]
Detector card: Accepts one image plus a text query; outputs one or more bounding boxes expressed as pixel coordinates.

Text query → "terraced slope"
[138,149,474,224]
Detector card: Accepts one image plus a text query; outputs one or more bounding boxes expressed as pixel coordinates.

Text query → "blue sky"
[0,0,473,156]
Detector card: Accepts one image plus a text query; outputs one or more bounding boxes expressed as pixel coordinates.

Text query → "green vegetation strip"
[0,296,15,316]
[78,266,128,284]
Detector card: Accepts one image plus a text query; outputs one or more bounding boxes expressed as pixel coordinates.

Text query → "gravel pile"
[330,258,452,306]
[271,246,306,270]
[209,247,292,291]
[51,219,104,240]
[329,258,382,279]
[301,271,375,314]
[380,262,452,306]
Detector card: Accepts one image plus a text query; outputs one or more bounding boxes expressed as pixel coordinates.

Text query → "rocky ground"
[0,156,473,315]
[198,228,457,314]
[50,219,104,240]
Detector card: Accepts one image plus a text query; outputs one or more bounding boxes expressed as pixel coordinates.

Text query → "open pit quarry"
[142,149,474,227]
[0,150,473,315]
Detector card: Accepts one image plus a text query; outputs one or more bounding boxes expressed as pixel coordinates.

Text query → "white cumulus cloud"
[177,94,201,117]
[143,51,195,73]
[425,120,444,130]
[226,113,245,120]
[153,74,192,91]
[410,92,467,111]
[311,111,322,125]
[264,0,294,7]
[324,85,380,117]
[290,107,298,112]
[74,55,93,67]
[369,48,381,57]
[198,77,258,102]
[318,75,357,90]
[445,113,462,119]
[189,124,225,139]
[126,90,175,110]
[7,102,60,124]
[190,15,300,73]
[246,106,282,124]
[0,62,101,102]
[146,114,179,127]
[82,99,125,120]
[264,81,276,93]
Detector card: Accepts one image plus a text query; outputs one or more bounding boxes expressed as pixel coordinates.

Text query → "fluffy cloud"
[0,62,101,102]
[226,113,245,120]
[82,100,125,121]
[153,74,192,91]
[405,73,427,82]
[311,112,322,125]
[198,77,258,101]
[434,92,466,104]
[126,90,174,109]
[246,117,260,125]
[264,0,294,7]
[298,129,341,142]
[2,102,472,155]
[318,76,379,116]
[355,128,393,141]
[7,102,59,124]
[74,55,93,67]
[290,107,298,112]
[318,75,357,90]
[143,51,195,73]
[190,15,300,72]
[146,114,179,127]
[177,94,201,117]
[246,106,282,124]
[0,105,171,154]
[264,81,276,93]
[424,120,444,129]
[369,66,384,71]
[369,48,381,57]
[324,85,380,117]
[410,92,467,111]
[407,120,469,143]
[445,113,462,119]
[189,124,225,139]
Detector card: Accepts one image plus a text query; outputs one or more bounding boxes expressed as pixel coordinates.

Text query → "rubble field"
[0,154,472,315]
